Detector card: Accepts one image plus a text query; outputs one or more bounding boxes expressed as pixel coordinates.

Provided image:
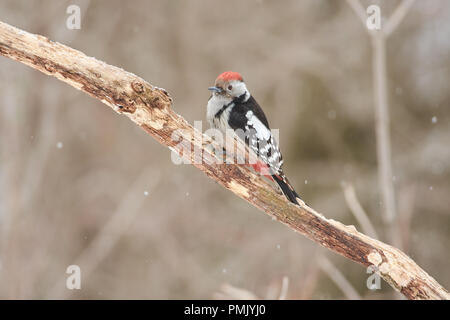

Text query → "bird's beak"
[208,86,223,93]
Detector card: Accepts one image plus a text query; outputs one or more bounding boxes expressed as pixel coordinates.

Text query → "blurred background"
[0,0,449,299]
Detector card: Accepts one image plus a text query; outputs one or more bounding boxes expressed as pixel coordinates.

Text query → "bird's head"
[208,71,249,100]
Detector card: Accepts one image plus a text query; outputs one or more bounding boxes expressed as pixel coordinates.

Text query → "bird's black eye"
[228,85,233,90]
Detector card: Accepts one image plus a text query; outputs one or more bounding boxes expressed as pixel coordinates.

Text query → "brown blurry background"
[0,0,449,299]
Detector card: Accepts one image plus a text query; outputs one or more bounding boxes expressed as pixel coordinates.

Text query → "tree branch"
[384,0,416,37]
[342,182,379,239]
[346,0,416,248]
[0,21,448,300]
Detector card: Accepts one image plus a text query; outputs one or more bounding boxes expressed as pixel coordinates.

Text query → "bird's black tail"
[272,173,300,205]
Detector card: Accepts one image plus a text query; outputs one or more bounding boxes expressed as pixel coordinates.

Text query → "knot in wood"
[131,81,144,94]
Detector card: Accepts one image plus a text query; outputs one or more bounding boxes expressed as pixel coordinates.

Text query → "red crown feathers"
[216,71,243,82]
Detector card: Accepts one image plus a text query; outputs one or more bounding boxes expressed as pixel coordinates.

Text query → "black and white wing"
[227,95,300,205]
[227,96,283,175]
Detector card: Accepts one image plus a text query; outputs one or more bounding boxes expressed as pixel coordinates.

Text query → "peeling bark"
[0,21,448,300]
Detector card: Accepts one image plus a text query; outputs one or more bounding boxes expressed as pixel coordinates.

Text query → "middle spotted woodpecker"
[206,71,301,205]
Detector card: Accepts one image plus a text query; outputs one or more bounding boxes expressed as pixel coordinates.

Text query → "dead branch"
[0,21,448,300]
[346,0,416,250]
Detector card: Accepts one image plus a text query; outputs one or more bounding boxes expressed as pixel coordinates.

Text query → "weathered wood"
[0,21,448,300]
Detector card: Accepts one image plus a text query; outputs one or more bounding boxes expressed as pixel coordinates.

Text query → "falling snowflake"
[431,116,437,124]
[56,142,63,149]
[144,191,149,196]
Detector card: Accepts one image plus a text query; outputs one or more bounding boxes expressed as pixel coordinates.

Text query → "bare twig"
[20,0,92,209]
[372,31,397,227]
[216,276,289,300]
[342,182,379,239]
[214,283,259,300]
[298,261,320,299]
[318,255,361,300]
[346,0,415,247]
[46,168,160,298]
[277,276,289,300]
[384,0,416,37]
[397,184,417,253]
[345,0,369,32]
[0,21,448,300]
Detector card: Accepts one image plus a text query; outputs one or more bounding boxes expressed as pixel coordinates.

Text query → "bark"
[0,21,448,300]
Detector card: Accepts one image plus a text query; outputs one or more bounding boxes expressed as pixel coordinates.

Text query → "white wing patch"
[245,111,283,174]
[245,111,271,140]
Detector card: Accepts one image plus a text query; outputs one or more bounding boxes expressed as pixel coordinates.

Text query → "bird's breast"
[207,95,233,132]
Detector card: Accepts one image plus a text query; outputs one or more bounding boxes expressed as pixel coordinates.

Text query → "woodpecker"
[206,71,301,205]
